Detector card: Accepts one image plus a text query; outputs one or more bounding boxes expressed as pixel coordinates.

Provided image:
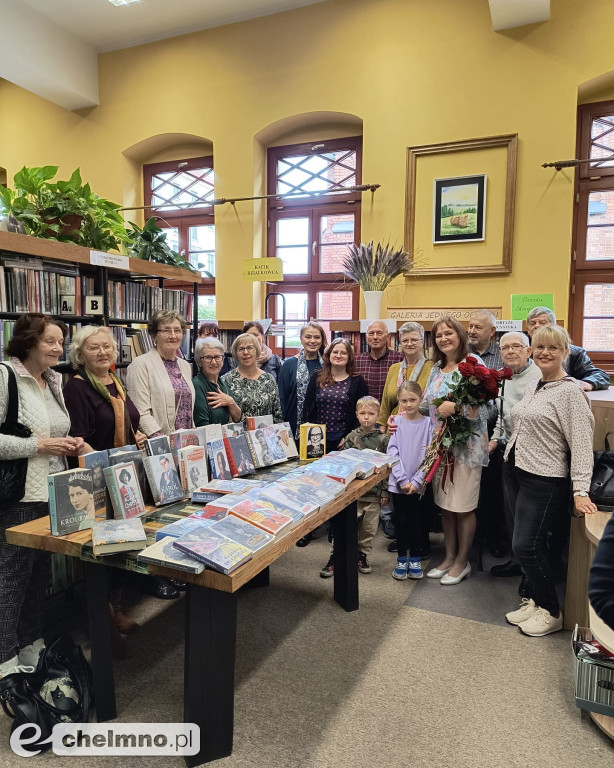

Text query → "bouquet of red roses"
[419,356,513,492]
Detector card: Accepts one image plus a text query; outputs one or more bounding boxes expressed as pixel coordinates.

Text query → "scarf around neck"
[396,354,426,389]
[78,366,131,448]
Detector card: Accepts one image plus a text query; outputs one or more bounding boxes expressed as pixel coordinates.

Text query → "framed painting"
[433,174,486,244]
[405,134,517,277]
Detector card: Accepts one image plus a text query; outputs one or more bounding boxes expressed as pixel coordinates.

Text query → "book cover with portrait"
[143,452,184,506]
[48,468,97,537]
[103,461,147,519]
[299,423,326,461]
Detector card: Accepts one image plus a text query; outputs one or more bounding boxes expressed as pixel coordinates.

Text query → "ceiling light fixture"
[108,0,140,7]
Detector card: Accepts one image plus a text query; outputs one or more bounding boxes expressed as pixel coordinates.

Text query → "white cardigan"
[126,349,195,437]
[0,358,70,502]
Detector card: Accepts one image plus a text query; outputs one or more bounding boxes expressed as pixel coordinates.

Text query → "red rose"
[458,362,474,378]
[466,356,478,365]
[484,377,499,397]
[500,366,513,381]
[490,369,503,382]
[473,365,490,382]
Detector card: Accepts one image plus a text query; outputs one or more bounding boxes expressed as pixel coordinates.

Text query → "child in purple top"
[387,381,433,580]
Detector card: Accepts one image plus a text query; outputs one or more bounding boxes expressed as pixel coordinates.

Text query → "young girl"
[387,381,434,580]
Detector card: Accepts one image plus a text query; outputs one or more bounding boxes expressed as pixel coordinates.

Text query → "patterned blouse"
[315,378,351,438]
[163,359,193,430]
[221,369,282,425]
[421,359,489,469]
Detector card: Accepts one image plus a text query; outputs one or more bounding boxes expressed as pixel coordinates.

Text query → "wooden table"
[6,466,389,766]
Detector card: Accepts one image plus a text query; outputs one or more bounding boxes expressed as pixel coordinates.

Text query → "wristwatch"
[573,491,589,497]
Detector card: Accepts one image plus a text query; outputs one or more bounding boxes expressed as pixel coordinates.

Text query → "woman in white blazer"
[126,310,196,438]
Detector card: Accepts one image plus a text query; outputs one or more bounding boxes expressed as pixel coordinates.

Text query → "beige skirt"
[433,461,482,513]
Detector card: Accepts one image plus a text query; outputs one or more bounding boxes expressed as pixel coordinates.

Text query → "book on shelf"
[223,433,256,477]
[91,518,147,556]
[143,452,185,505]
[229,498,293,535]
[210,515,274,552]
[137,537,205,574]
[299,423,326,461]
[78,449,110,514]
[103,461,147,519]
[48,468,98,537]
[177,445,209,492]
[173,527,252,575]
[245,415,274,431]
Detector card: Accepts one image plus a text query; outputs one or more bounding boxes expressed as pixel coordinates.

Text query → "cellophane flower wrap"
[419,356,513,492]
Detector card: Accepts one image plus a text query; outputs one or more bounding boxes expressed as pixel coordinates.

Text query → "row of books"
[0,256,95,315]
[106,279,194,321]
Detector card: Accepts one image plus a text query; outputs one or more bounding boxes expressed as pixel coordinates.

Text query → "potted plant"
[341,241,415,318]
[0,166,127,252]
[125,218,210,275]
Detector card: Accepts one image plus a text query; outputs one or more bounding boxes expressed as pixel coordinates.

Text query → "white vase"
[362,290,384,320]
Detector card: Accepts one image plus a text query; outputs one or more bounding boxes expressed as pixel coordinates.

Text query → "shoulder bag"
[0,363,33,503]
[590,431,614,512]
[0,635,93,753]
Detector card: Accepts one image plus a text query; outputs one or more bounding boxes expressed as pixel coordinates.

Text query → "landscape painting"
[433,174,486,244]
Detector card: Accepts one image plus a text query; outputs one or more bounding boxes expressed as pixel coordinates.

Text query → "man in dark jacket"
[526,307,610,390]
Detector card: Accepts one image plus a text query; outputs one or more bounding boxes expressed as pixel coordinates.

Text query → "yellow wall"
[1,0,614,322]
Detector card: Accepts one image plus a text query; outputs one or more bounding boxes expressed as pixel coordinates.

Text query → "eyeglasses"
[237,346,255,354]
[158,327,183,336]
[85,343,114,353]
[534,344,563,353]
[202,355,223,363]
[401,337,422,345]
[500,344,526,352]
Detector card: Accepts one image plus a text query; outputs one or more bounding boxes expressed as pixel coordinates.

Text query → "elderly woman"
[504,325,596,637]
[222,333,282,424]
[126,310,196,438]
[193,337,242,427]
[64,325,146,451]
[379,321,433,427]
[232,321,282,382]
[421,315,489,586]
[278,322,327,438]
[0,314,84,677]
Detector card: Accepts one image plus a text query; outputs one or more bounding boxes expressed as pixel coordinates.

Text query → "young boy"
[341,396,389,574]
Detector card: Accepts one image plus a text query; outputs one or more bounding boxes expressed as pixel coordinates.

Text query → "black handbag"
[0,635,94,753]
[0,363,32,504]
[590,431,614,512]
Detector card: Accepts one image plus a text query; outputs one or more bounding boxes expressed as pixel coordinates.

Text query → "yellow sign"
[242,258,284,282]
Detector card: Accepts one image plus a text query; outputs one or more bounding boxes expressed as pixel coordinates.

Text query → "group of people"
[0,305,606,678]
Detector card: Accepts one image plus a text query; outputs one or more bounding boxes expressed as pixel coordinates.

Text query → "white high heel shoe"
[440,562,471,585]
[426,566,451,579]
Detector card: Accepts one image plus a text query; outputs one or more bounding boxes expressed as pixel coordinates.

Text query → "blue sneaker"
[392,557,410,580]
[408,558,423,579]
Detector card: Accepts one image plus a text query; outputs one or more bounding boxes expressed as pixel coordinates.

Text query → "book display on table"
[229,498,293,535]
[103,461,146,519]
[143,452,185,505]
[91,518,147,556]
[48,468,98,536]
[299,423,326,461]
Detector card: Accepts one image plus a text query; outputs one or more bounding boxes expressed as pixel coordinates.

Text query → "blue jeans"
[508,461,569,616]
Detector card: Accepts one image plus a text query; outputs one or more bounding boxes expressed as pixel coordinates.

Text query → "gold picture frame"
[405,134,518,277]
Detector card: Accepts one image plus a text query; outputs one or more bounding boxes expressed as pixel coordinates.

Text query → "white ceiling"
[0,0,550,110]
[20,0,331,53]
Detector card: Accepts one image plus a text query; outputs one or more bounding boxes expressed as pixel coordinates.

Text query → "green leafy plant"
[341,241,415,291]
[125,218,209,275]
[0,166,127,252]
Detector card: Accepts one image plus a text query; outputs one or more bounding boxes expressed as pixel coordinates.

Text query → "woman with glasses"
[222,333,283,425]
[126,310,196,439]
[64,326,146,452]
[379,322,433,427]
[503,324,596,637]
[193,337,242,426]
